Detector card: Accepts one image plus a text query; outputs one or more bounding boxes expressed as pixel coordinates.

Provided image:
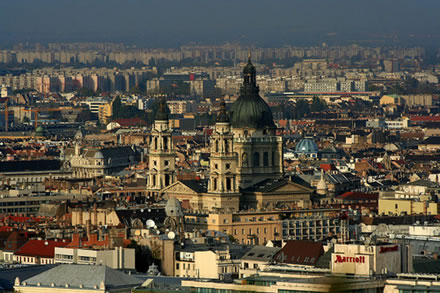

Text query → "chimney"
[86,220,91,236]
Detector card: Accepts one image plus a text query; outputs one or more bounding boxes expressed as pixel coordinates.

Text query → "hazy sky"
[1,0,439,47]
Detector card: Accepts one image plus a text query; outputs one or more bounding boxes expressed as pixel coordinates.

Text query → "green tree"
[112,97,122,118]
[310,96,327,112]
[294,99,310,119]
[127,240,155,273]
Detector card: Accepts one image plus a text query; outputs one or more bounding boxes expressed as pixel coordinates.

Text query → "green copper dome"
[229,56,275,129]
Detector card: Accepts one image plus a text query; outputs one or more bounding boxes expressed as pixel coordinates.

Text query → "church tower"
[228,54,283,189]
[208,99,239,194]
[147,97,176,197]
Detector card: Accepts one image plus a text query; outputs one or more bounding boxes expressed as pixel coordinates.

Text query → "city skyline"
[1,0,440,47]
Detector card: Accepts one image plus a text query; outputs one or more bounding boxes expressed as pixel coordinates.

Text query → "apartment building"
[54,246,135,270]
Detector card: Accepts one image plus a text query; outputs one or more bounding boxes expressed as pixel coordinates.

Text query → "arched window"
[165,174,170,186]
[242,152,248,167]
[226,178,232,191]
[215,140,219,152]
[152,175,156,187]
[154,137,158,150]
[253,152,260,167]
[163,137,168,151]
[224,139,229,153]
[213,178,217,190]
[263,152,269,166]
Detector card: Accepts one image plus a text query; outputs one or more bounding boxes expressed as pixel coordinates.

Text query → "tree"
[127,240,155,273]
[310,96,327,112]
[294,99,310,119]
[76,109,96,122]
[112,97,122,118]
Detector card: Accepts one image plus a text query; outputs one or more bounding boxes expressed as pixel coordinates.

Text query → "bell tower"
[147,97,176,197]
[208,99,238,194]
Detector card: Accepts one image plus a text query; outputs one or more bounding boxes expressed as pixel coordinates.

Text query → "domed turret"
[295,138,319,154]
[229,53,275,129]
[35,126,46,137]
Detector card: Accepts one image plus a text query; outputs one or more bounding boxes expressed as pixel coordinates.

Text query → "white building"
[331,243,404,276]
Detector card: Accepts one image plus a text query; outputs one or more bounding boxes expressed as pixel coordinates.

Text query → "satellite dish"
[146,219,155,228]
[168,231,176,240]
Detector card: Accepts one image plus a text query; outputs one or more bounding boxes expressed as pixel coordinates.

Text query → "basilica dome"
[295,138,319,154]
[229,56,275,129]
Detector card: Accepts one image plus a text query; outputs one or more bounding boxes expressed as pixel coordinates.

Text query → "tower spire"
[216,98,229,123]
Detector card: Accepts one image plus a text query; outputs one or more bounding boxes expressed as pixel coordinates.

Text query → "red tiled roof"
[410,115,440,122]
[1,216,41,223]
[273,240,324,266]
[113,118,147,127]
[337,192,378,201]
[0,226,13,232]
[14,239,70,258]
[320,163,337,171]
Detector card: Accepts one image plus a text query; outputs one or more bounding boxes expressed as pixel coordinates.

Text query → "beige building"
[379,180,440,216]
[239,246,280,278]
[174,245,245,278]
[98,101,113,125]
[54,247,135,270]
[185,208,337,246]
[65,145,137,178]
[380,94,404,105]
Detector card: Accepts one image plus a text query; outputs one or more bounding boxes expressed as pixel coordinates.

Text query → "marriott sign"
[334,255,366,264]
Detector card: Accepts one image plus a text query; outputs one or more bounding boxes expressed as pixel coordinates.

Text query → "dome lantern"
[229,54,276,130]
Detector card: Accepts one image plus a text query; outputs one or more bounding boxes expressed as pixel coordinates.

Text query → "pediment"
[160,181,199,195]
[267,181,313,194]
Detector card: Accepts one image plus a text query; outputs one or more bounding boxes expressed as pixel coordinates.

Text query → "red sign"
[379,246,398,254]
[334,255,365,264]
